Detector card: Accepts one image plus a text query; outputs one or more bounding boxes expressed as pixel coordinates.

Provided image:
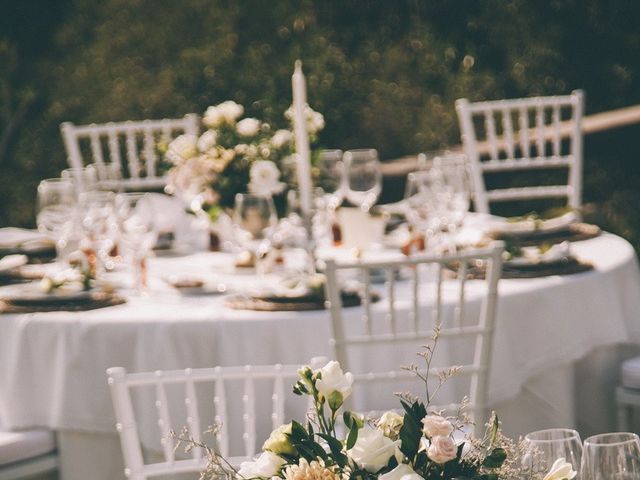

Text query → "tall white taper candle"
[291,60,313,217]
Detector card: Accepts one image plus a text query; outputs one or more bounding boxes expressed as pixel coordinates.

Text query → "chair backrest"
[455,90,584,214]
[106,363,302,480]
[323,243,504,434]
[61,114,199,191]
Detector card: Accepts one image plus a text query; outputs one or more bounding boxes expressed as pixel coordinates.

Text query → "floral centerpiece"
[173,332,577,480]
[163,100,324,217]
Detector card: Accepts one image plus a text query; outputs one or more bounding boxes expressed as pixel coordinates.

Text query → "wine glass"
[343,149,382,212]
[233,193,277,273]
[437,156,471,227]
[524,428,582,478]
[79,191,118,277]
[115,193,158,291]
[581,432,640,480]
[317,149,345,211]
[36,178,78,261]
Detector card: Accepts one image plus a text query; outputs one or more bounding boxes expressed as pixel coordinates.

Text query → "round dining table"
[1,231,640,480]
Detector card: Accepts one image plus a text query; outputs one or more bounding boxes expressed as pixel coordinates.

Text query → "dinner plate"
[0,254,28,273]
[1,285,98,305]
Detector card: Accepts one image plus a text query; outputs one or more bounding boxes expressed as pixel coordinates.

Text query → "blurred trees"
[2,0,640,246]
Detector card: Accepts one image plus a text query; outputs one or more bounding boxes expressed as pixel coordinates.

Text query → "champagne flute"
[581,432,640,480]
[343,149,382,212]
[524,428,582,478]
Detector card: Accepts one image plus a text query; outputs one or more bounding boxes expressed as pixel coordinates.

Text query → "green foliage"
[2,0,640,255]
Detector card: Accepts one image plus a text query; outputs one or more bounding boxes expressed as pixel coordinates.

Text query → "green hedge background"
[2,0,640,248]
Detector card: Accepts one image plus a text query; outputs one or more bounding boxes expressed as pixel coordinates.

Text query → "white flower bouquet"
[163,101,324,216]
[172,333,576,480]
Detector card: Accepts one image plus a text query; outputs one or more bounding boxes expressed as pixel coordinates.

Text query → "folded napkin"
[0,228,55,250]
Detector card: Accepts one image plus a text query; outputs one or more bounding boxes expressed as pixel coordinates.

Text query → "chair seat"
[621,356,640,390]
[0,430,56,466]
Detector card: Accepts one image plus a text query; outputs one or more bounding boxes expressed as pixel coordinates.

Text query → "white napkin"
[0,228,52,249]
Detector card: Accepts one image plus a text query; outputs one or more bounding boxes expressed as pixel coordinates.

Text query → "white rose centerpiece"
[163,100,325,216]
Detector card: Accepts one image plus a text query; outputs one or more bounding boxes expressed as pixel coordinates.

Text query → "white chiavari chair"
[322,243,504,436]
[60,114,199,191]
[106,363,304,480]
[455,90,584,214]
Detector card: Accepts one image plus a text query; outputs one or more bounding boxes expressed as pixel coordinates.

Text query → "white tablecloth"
[1,233,640,480]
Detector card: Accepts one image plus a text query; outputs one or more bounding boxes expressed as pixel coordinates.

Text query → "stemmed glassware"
[115,193,158,292]
[233,193,278,274]
[581,432,640,479]
[317,149,345,212]
[36,178,78,263]
[523,428,582,478]
[79,191,119,278]
[343,149,382,212]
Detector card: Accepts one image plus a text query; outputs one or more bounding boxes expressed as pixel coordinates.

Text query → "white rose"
[377,411,404,440]
[203,101,244,128]
[237,117,261,137]
[217,100,244,123]
[308,110,325,134]
[197,130,218,152]
[315,360,354,409]
[543,458,577,480]
[237,451,285,479]
[427,435,457,464]
[421,414,454,438]
[167,134,198,160]
[263,422,296,456]
[348,425,401,473]
[271,129,293,149]
[379,464,424,480]
[248,160,285,197]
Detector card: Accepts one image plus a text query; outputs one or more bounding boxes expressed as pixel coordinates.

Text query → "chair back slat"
[214,367,229,457]
[143,126,158,179]
[323,244,504,435]
[243,366,256,457]
[456,91,584,214]
[60,114,199,190]
[154,375,175,463]
[272,368,285,430]
[385,268,397,334]
[107,127,122,169]
[552,103,562,157]
[501,107,516,158]
[484,109,499,160]
[184,372,203,461]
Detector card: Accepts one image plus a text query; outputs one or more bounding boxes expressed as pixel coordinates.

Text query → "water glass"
[343,149,382,212]
[581,432,640,479]
[233,193,277,273]
[61,165,98,196]
[524,428,582,477]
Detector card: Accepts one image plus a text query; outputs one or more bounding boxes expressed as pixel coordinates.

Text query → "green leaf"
[346,422,359,450]
[317,433,348,467]
[482,448,507,468]
[398,400,427,460]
